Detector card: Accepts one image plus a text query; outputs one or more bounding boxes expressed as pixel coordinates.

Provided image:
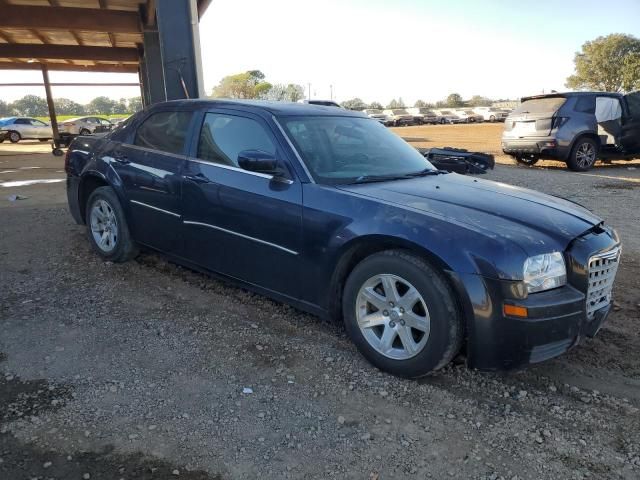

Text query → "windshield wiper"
[350,169,445,184]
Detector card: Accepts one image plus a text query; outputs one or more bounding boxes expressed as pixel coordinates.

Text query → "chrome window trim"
[189,158,274,180]
[183,220,298,256]
[130,200,181,218]
[123,143,189,160]
[272,115,316,184]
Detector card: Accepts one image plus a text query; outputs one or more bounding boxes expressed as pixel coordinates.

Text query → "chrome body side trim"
[130,200,181,218]
[183,220,298,255]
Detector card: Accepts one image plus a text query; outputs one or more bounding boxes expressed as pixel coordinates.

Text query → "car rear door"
[31,119,51,138]
[621,92,640,153]
[109,109,194,253]
[181,108,303,298]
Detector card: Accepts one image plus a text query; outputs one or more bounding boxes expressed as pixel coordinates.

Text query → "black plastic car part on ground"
[419,147,495,174]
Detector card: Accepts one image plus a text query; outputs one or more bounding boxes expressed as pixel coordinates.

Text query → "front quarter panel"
[300,184,529,309]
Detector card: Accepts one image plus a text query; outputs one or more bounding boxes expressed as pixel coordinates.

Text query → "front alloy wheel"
[356,274,430,360]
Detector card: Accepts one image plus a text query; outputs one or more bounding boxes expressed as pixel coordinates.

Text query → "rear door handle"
[183,173,211,184]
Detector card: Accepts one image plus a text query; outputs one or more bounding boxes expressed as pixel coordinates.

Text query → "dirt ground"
[1,132,640,480]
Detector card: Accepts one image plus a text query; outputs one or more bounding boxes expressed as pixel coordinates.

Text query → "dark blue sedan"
[65,100,621,377]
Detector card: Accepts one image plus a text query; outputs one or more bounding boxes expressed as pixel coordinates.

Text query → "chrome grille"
[586,246,621,318]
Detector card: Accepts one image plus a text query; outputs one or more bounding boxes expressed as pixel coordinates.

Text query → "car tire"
[342,249,463,378]
[440,118,446,125]
[567,137,598,172]
[489,115,496,122]
[39,138,49,143]
[86,186,138,263]
[514,155,539,166]
[80,128,91,136]
[8,131,20,143]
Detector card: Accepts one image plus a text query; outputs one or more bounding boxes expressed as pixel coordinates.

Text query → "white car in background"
[433,109,463,124]
[472,107,509,122]
[57,116,114,136]
[455,109,483,123]
[0,117,53,143]
[362,109,391,125]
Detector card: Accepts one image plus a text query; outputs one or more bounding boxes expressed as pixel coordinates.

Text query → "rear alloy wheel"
[80,128,91,136]
[86,186,138,262]
[489,115,496,122]
[567,138,598,172]
[343,250,462,378]
[9,131,20,143]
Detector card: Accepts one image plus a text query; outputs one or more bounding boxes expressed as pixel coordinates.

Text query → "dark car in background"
[502,91,640,171]
[65,100,621,377]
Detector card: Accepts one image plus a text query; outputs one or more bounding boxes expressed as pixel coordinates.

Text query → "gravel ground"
[1,141,640,480]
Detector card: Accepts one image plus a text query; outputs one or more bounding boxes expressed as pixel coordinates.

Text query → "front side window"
[197,113,276,167]
[134,111,192,155]
[31,119,47,126]
[281,116,434,185]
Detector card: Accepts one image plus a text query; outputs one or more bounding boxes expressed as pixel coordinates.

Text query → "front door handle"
[113,152,130,164]
[183,173,211,184]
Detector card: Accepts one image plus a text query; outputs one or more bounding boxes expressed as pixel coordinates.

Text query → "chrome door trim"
[123,143,190,161]
[183,220,298,256]
[272,116,316,184]
[188,158,273,180]
[130,200,181,218]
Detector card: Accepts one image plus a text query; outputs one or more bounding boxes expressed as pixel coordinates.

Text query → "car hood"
[337,173,601,253]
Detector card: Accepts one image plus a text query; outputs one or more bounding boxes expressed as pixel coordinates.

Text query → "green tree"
[445,93,464,107]
[368,101,383,110]
[211,70,272,99]
[54,98,85,116]
[10,95,49,116]
[468,95,492,107]
[414,99,426,108]
[386,98,406,108]
[566,34,640,92]
[0,99,10,116]
[86,96,118,114]
[341,97,367,110]
[261,83,305,102]
[127,96,143,112]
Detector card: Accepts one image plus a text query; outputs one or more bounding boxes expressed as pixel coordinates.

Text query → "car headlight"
[523,252,566,293]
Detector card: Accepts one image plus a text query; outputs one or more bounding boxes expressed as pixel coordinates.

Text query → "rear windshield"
[513,97,566,115]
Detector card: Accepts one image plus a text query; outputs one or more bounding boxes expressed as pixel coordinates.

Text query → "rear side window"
[134,111,192,155]
[574,96,596,114]
[512,97,566,115]
[626,92,640,118]
[197,113,276,167]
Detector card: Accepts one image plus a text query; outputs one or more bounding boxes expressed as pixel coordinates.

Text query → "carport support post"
[155,0,205,100]
[142,28,167,104]
[40,64,60,148]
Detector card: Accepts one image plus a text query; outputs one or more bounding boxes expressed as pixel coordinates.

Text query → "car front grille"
[586,246,621,318]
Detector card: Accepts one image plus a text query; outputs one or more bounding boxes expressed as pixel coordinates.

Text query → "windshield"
[281,116,435,185]
[364,109,382,114]
[392,109,409,115]
[440,110,453,115]
[513,97,566,115]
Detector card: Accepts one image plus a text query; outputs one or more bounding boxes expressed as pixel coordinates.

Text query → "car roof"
[147,99,367,118]
[522,91,623,102]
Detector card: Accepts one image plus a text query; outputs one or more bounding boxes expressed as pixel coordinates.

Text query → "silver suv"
[502,92,640,171]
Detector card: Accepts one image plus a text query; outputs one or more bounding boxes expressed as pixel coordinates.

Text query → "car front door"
[107,109,194,253]
[30,119,51,138]
[15,118,36,139]
[622,92,640,153]
[181,109,303,298]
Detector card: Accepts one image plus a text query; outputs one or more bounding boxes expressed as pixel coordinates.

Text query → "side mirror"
[237,149,280,175]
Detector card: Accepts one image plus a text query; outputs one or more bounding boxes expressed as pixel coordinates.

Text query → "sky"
[1,0,639,105]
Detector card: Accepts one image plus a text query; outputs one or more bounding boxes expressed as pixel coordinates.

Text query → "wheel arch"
[325,234,456,322]
[78,173,110,224]
[568,131,601,156]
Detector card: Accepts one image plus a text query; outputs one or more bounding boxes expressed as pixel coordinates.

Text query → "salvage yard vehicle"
[382,108,414,126]
[473,106,509,122]
[434,109,463,124]
[455,109,483,123]
[0,116,52,143]
[66,100,621,378]
[406,107,439,124]
[362,108,391,125]
[502,91,640,171]
[58,116,115,136]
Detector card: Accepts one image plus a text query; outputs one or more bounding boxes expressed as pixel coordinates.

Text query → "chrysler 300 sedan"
[65,100,621,378]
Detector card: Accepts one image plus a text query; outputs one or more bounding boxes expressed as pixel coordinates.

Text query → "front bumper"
[502,136,569,160]
[449,227,620,370]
